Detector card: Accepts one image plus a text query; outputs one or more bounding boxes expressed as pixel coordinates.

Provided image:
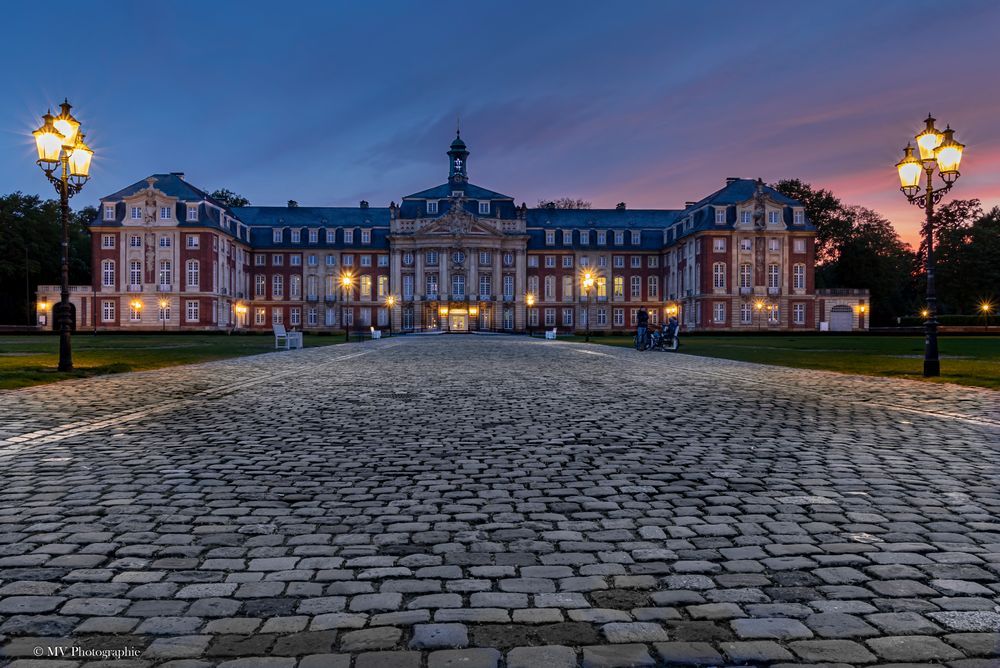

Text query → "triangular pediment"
[417,206,504,237]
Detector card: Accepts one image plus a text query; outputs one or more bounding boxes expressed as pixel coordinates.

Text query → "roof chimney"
[170,172,184,178]
[725,177,740,184]
[615,202,627,210]
[360,200,369,209]
[684,201,696,207]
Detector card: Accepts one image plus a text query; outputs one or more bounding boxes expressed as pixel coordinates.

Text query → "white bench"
[370,327,382,340]
[273,324,303,350]
[544,328,557,340]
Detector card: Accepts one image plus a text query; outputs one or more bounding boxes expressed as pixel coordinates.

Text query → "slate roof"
[233,206,390,228]
[102,173,235,213]
[403,182,513,201]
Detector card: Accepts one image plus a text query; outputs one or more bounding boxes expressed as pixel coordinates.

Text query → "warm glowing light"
[982,302,993,314]
[341,274,353,287]
[385,295,396,308]
[53,100,80,148]
[921,309,929,317]
[896,144,923,194]
[439,306,449,316]
[915,114,943,162]
[754,300,764,311]
[858,304,867,314]
[38,300,49,311]
[935,126,964,182]
[159,299,169,308]
[582,271,594,290]
[130,299,143,310]
[469,306,478,316]
[67,133,93,178]
[33,112,64,163]
[526,294,535,307]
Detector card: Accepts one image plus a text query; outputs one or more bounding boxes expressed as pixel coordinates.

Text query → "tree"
[772,179,852,265]
[287,200,299,208]
[0,193,91,326]
[210,188,250,208]
[538,198,591,209]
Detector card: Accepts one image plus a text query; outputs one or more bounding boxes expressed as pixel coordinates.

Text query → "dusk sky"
[3,0,999,246]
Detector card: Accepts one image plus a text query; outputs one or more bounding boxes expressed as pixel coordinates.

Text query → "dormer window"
[361,229,371,244]
[186,205,198,221]
[715,208,726,225]
[326,229,335,243]
[545,230,555,245]
[131,207,142,220]
[272,229,282,243]
[793,210,805,225]
[104,204,115,221]
[426,201,438,214]
[451,191,462,198]
[614,231,624,245]
[344,229,354,243]
[631,231,640,245]
[740,211,752,224]
[478,201,490,215]
[160,207,172,220]
[562,230,572,245]
[597,230,607,245]
[308,229,318,243]
[291,229,301,243]
[580,230,590,245]
[768,211,780,225]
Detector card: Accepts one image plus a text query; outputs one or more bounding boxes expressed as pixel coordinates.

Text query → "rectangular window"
[326,229,335,243]
[272,254,284,266]
[741,302,753,324]
[102,300,115,322]
[426,201,438,214]
[291,229,301,243]
[451,274,465,298]
[360,275,372,299]
[272,275,284,299]
[255,275,265,297]
[185,300,199,322]
[794,210,805,225]
[768,264,780,289]
[768,211,780,225]
[290,254,302,266]
[545,230,555,245]
[158,260,172,286]
[326,254,336,267]
[562,230,572,245]
[360,255,372,267]
[793,303,805,324]
[272,229,283,243]
[255,307,266,325]
[309,229,318,243]
[377,275,389,298]
[479,251,491,266]
[597,231,607,245]
[186,205,198,221]
[713,238,726,252]
[630,256,641,268]
[580,230,590,245]
[478,201,490,215]
[740,238,752,251]
[129,260,142,286]
[403,275,414,300]
[361,229,371,244]
[307,254,317,266]
[715,209,726,225]
[713,262,726,289]
[426,274,438,297]
[344,229,354,243]
[426,250,438,265]
[131,206,142,220]
[527,275,538,297]
[768,305,780,323]
[793,238,806,253]
[598,255,608,268]
[103,204,115,220]
[740,263,752,288]
[648,256,659,268]
[562,255,573,268]
[614,231,624,245]
[290,275,301,298]
[544,308,556,326]
[613,276,624,298]
[528,308,539,326]
[255,254,266,266]
[562,276,574,301]
[768,238,780,252]
[596,277,607,298]
[527,255,538,268]
[613,308,624,326]
[793,264,806,290]
[308,307,318,326]
[545,255,556,268]
[102,260,115,287]
[631,231,640,245]
[272,308,284,325]
[740,211,751,224]
[101,234,115,249]
[597,307,607,325]
[562,309,573,326]
[613,256,624,268]
[130,234,142,248]
[186,234,199,249]
[503,275,514,299]
[342,255,353,266]
[630,275,641,299]
[159,236,171,248]
[479,274,491,298]
[160,206,172,220]
[713,302,726,323]
[290,307,301,326]
[377,307,388,326]
[648,276,658,298]
[544,276,555,300]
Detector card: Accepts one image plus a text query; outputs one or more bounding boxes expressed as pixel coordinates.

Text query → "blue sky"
[3,0,999,244]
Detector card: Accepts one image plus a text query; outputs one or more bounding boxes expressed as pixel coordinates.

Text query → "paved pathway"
[1,336,998,667]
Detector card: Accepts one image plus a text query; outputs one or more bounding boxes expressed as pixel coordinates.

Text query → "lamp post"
[526,293,535,337]
[896,114,965,377]
[582,272,594,342]
[233,302,247,332]
[754,300,765,331]
[130,298,143,325]
[982,302,993,331]
[341,274,353,342]
[159,297,169,331]
[384,295,396,336]
[32,100,94,371]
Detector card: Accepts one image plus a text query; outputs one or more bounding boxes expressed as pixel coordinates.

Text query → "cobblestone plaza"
[1,337,999,667]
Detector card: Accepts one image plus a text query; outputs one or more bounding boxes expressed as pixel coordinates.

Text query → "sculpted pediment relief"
[416,206,503,238]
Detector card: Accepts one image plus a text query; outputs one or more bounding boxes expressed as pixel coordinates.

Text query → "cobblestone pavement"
[1,335,999,668]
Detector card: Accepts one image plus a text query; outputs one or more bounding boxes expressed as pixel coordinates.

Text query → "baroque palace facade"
[39,134,869,333]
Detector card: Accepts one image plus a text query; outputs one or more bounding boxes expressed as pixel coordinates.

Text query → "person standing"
[636,308,649,350]
[666,315,680,351]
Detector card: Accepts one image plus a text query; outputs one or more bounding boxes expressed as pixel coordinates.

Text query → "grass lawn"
[0,333,345,390]
[565,334,1000,390]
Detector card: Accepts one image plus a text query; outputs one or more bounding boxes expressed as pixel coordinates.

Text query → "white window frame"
[185,300,199,323]
[713,262,726,289]
[793,303,806,324]
[426,201,438,215]
[101,234,115,249]
[131,207,142,220]
[102,260,115,287]
[715,208,726,225]
[478,201,490,215]
[159,206,172,220]
[103,204,115,221]
[102,300,115,322]
[361,229,371,244]
[272,229,283,243]
[631,231,640,245]
[186,205,198,221]
[713,302,726,323]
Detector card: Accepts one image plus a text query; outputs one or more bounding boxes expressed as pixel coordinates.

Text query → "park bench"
[545,328,557,340]
[273,324,303,350]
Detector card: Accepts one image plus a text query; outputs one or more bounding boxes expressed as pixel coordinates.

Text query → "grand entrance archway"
[448,309,468,332]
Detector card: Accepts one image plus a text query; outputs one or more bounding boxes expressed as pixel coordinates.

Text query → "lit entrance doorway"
[448,309,468,332]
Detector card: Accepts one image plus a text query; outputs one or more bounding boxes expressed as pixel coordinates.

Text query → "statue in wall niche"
[752,178,766,231]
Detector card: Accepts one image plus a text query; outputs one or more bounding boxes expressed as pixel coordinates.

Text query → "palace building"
[38,133,869,333]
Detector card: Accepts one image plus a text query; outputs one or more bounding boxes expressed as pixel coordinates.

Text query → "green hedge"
[899,314,995,326]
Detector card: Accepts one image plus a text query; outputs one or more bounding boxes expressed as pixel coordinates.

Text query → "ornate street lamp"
[581,271,595,342]
[896,114,965,376]
[526,293,535,337]
[982,302,993,331]
[158,297,169,331]
[233,302,247,332]
[384,294,396,336]
[32,100,94,371]
[754,299,765,331]
[341,273,354,342]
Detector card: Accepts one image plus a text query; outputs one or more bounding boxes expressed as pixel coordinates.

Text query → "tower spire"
[448,129,469,182]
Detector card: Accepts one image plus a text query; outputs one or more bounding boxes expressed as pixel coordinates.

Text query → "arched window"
[186,260,200,289]
[713,262,726,289]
